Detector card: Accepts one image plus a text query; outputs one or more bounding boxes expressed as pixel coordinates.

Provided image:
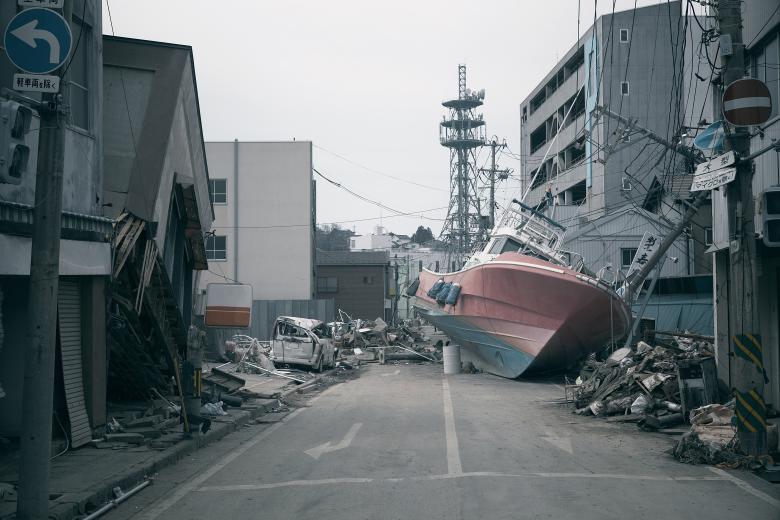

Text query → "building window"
[68,16,91,131]
[587,51,594,96]
[619,29,629,43]
[621,248,637,268]
[418,260,423,271]
[317,276,338,293]
[363,276,374,285]
[621,81,630,96]
[621,177,632,191]
[704,227,713,246]
[206,235,227,261]
[209,179,227,205]
[350,239,356,248]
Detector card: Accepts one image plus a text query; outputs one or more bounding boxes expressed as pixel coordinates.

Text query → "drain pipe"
[81,480,151,520]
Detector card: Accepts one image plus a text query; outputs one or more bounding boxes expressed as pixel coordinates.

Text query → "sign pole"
[16,1,70,517]
[716,0,767,456]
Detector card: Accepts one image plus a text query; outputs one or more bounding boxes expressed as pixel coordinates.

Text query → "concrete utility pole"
[17,81,68,520]
[716,0,766,455]
[17,3,70,516]
[479,139,511,229]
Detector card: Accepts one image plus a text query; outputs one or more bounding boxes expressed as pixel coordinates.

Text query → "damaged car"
[270,316,336,372]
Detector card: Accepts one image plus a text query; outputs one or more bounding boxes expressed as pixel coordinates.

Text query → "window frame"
[704,227,713,246]
[317,276,338,293]
[621,81,630,96]
[621,247,637,268]
[205,235,227,261]
[619,29,629,43]
[67,14,91,132]
[209,179,228,205]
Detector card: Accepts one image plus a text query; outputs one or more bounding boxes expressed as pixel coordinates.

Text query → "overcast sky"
[103,0,672,236]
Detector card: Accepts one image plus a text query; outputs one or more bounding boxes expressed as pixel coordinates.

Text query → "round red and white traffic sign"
[722,78,773,126]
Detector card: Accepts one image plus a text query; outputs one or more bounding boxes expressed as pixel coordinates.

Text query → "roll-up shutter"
[58,280,92,448]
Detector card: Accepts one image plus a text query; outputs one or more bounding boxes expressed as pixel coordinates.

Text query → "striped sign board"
[205,283,252,328]
[722,78,772,126]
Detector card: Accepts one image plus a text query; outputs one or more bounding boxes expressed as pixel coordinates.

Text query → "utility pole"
[17,89,67,518]
[17,2,70,516]
[479,139,511,229]
[716,0,766,455]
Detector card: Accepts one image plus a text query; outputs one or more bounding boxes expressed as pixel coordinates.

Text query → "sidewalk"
[0,368,302,520]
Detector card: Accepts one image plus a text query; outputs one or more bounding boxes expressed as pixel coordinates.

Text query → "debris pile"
[333,317,443,364]
[571,334,717,431]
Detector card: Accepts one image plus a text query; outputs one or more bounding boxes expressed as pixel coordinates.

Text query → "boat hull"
[413,253,631,378]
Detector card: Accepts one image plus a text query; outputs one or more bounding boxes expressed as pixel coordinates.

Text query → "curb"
[47,398,280,520]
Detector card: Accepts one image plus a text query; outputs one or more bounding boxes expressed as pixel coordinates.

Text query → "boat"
[412,199,631,378]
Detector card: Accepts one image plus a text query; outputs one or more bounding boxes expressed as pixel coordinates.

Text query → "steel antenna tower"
[439,65,486,269]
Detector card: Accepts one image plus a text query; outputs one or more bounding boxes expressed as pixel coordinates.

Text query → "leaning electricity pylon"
[439,65,486,269]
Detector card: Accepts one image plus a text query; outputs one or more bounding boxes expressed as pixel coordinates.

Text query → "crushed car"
[270,316,336,372]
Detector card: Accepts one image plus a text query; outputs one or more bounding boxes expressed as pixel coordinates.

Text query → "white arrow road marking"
[11,20,61,64]
[381,369,401,377]
[541,430,573,454]
[305,422,362,460]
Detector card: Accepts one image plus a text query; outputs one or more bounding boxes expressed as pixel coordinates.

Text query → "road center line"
[708,466,780,510]
[136,387,336,520]
[198,471,731,492]
[442,376,463,475]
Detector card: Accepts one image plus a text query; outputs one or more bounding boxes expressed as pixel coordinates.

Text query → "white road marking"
[541,430,573,454]
[442,377,463,475]
[198,470,732,492]
[136,387,336,520]
[305,422,363,460]
[708,466,780,510]
[381,369,401,377]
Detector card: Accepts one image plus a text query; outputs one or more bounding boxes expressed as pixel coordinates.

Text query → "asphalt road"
[106,364,780,520]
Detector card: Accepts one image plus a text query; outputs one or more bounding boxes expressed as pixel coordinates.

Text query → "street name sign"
[691,167,737,192]
[18,0,64,8]
[723,78,772,127]
[694,150,736,176]
[4,8,72,75]
[13,73,59,93]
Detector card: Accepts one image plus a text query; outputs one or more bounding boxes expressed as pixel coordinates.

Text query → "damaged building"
[102,36,212,400]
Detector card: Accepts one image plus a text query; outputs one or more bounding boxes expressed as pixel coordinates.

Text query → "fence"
[204,298,336,356]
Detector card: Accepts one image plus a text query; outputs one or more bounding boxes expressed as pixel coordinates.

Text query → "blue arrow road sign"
[4,8,72,75]
[693,120,726,151]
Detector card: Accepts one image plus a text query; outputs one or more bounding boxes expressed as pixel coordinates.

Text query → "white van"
[270,316,336,372]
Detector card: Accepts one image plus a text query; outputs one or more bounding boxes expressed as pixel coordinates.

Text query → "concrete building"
[712,0,780,410]
[198,141,315,301]
[316,251,389,321]
[519,1,713,280]
[0,1,110,440]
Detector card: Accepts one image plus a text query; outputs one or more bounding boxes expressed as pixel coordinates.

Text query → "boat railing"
[504,199,566,256]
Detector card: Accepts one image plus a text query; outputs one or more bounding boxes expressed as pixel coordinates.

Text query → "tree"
[316,224,352,251]
[411,226,434,245]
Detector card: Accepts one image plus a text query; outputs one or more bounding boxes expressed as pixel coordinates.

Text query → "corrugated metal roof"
[316,250,389,266]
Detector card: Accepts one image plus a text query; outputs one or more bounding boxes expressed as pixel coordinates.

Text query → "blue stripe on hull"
[419,309,535,379]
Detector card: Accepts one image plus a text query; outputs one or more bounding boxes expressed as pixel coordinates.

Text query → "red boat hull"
[414,253,631,378]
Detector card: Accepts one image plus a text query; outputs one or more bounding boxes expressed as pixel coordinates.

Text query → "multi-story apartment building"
[519,1,713,279]
[198,141,316,301]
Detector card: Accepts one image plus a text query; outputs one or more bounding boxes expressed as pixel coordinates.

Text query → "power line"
[313,144,447,192]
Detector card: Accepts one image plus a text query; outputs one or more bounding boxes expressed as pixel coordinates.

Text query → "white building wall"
[198,141,314,300]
